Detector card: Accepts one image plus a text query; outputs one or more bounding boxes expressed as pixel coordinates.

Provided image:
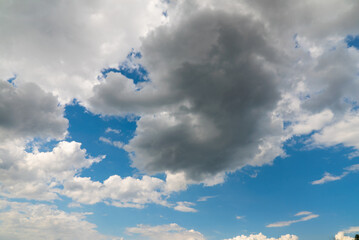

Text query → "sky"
[0,0,359,239]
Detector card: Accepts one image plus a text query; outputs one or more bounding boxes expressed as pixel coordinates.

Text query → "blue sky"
[1,1,359,240]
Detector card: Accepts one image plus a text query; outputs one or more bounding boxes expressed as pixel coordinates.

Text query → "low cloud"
[224,233,298,240]
[0,200,122,240]
[126,223,205,240]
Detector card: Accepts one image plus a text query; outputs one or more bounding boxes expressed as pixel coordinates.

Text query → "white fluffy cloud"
[0,0,167,103]
[126,223,205,240]
[0,141,102,200]
[0,200,122,240]
[0,139,197,210]
[225,233,298,240]
[335,226,359,240]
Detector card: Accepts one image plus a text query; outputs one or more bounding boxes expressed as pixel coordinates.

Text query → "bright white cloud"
[0,0,167,103]
[126,223,205,240]
[335,226,359,240]
[224,233,298,240]
[0,200,122,240]
[0,141,102,200]
[266,211,319,228]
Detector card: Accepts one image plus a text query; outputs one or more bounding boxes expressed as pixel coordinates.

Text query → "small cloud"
[294,211,312,216]
[312,163,359,185]
[99,136,112,144]
[267,211,319,228]
[311,172,348,185]
[105,127,121,134]
[68,202,82,208]
[225,233,298,240]
[197,196,215,202]
[174,201,197,213]
[236,216,244,220]
[99,137,124,149]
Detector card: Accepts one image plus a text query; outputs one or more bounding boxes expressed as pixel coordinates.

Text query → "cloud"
[126,223,205,240]
[224,233,298,240]
[197,196,216,202]
[105,127,121,134]
[0,140,192,211]
[266,211,319,228]
[311,164,359,185]
[0,0,167,103]
[311,172,348,185]
[90,3,287,182]
[335,227,359,240]
[99,136,124,148]
[0,80,68,142]
[174,201,197,213]
[0,200,122,240]
[0,141,102,200]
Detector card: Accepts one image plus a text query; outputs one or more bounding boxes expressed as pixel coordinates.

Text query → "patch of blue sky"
[101,50,149,84]
[6,74,16,85]
[64,102,137,181]
[346,35,359,49]
[161,136,359,240]
[293,33,300,49]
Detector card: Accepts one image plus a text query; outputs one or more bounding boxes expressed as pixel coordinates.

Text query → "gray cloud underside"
[90,9,286,181]
[0,80,68,142]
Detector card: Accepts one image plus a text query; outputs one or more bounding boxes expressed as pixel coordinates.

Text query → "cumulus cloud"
[0,141,102,200]
[0,0,167,103]
[0,200,122,240]
[90,2,287,182]
[0,80,67,142]
[335,226,359,240]
[266,211,319,228]
[224,233,298,240]
[126,223,205,240]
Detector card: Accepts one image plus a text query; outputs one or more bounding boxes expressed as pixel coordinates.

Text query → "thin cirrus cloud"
[266,211,319,228]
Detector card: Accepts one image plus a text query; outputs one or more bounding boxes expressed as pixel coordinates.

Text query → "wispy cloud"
[197,196,216,202]
[99,137,124,148]
[105,127,121,134]
[311,164,359,185]
[174,202,197,213]
[267,211,319,228]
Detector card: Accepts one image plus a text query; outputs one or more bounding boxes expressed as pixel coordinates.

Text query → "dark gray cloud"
[0,80,68,141]
[90,10,286,181]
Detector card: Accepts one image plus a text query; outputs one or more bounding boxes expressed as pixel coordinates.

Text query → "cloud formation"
[224,233,298,240]
[0,200,122,240]
[90,2,287,182]
[0,80,67,142]
[311,164,359,185]
[0,0,167,103]
[126,223,205,240]
[266,211,319,228]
